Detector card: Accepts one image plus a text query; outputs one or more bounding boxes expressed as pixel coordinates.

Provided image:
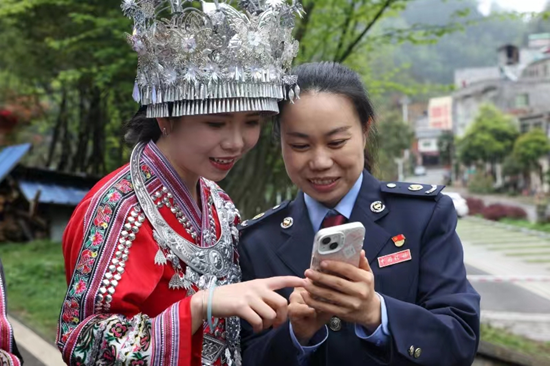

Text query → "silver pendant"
[154,249,167,265]
[168,274,186,289]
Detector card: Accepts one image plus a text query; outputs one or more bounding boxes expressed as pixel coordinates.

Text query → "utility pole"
[398,95,412,180]
[400,96,411,123]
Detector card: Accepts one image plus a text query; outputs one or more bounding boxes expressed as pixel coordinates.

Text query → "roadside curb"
[8,316,64,366]
[478,340,550,366]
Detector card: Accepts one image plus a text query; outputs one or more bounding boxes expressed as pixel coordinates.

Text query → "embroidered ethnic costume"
[0,262,21,366]
[57,0,301,363]
[57,142,242,365]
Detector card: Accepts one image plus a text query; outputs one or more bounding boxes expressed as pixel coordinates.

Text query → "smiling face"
[156,111,262,189]
[280,92,367,208]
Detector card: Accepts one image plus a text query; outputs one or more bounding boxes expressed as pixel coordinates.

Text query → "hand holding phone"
[310,222,365,272]
[303,222,381,329]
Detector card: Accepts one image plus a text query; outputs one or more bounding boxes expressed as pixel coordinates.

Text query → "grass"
[481,323,550,358]
[487,245,550,250]
[525,259,550,263]
[500,218,550,233]
[503,251,550,256]
[0,240,66,343]
[471,239,550,250]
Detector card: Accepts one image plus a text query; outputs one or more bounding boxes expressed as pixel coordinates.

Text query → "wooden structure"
[0,143,98,242]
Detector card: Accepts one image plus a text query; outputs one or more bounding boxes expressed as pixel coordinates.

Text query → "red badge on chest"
[392,234,406,247]
[378,249,412,268]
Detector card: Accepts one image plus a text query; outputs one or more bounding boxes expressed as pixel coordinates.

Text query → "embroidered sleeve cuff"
[0,350,21,366]
[355,293,390,347]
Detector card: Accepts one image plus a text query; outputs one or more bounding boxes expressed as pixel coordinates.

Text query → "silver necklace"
[130,142,237,279]
[130,142,242,365]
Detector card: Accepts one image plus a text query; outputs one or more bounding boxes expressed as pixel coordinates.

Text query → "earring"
[162,127,168,136]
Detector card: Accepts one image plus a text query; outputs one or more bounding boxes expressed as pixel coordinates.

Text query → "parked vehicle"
[414,166,427,176]
[441,191,469,218]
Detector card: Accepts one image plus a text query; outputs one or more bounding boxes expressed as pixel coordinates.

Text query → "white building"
[453,34,550,138]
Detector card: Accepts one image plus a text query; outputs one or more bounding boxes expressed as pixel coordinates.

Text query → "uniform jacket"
[238,171,480,366]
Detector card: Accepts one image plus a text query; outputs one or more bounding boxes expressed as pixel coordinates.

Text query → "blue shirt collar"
[304,173,363,232]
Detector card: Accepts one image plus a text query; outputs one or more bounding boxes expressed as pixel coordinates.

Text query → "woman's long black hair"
[124,105,162,145]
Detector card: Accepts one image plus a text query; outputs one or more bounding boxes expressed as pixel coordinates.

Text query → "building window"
[534,122,543,130]
[520,123,529,133]
[516,94,530,108]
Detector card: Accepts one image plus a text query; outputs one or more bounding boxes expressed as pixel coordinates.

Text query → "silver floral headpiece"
[122,0,303,118]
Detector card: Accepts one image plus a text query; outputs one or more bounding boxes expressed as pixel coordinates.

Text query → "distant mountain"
[374,0,535,85]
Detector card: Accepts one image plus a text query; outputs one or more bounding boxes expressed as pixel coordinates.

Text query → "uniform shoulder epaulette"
[238,200,290,230]
[380,182,445,199]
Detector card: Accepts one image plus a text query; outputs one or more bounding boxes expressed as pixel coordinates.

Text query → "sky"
[478,0,547,15]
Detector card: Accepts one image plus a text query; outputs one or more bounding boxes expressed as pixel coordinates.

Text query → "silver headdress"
[122,0,303,118]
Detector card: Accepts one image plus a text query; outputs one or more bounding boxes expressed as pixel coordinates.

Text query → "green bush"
[468,172,495,194]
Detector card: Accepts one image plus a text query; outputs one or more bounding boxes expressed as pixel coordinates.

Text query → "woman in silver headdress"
[56,1,303,365]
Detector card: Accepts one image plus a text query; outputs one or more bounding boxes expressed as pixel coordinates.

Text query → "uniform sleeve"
[383,195,480,365]
[355,293,390,348]
[239,240,304,366]
[57,196,203,365]
[0,261,22,366]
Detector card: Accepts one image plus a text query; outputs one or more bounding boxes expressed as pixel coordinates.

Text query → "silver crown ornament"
[122,0,303,118]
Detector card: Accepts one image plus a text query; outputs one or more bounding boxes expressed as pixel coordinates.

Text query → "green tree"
[513,129,550,187]
[525,0,550,35]
[373,112,414,181]
[0,0,514,217]
[502,154,523,193]
[0,0,135,175]
[457,104,518,167]
[502,154,523,177]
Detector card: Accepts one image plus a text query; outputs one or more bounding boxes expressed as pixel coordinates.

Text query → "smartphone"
[310,222,365,272]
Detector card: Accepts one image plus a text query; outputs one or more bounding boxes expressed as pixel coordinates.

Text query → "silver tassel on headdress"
[121,0,303,118]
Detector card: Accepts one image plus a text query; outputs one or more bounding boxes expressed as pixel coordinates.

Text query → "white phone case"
[310,222,365,271]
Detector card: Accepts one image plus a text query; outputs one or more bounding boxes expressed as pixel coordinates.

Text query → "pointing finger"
[265,276,306,290]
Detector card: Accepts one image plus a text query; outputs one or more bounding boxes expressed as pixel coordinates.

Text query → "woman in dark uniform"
[238,62,480,366]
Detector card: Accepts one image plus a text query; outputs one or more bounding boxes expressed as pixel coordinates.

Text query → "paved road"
[403,172,550,315]
[459,218,550,341]
[466,264,550,313]
[19,345,45,366]
[404,168,446,186]
[9,316,62,366]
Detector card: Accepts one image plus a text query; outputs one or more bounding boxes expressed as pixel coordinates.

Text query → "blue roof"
[0,143,31,183]
[19,181,89,206]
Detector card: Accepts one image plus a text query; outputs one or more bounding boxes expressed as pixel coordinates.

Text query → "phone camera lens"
[329,242,338,250]
[322,237,331,245]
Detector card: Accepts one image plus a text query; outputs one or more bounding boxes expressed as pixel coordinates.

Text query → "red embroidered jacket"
[0,260,22,366]
[57,142,240,365]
